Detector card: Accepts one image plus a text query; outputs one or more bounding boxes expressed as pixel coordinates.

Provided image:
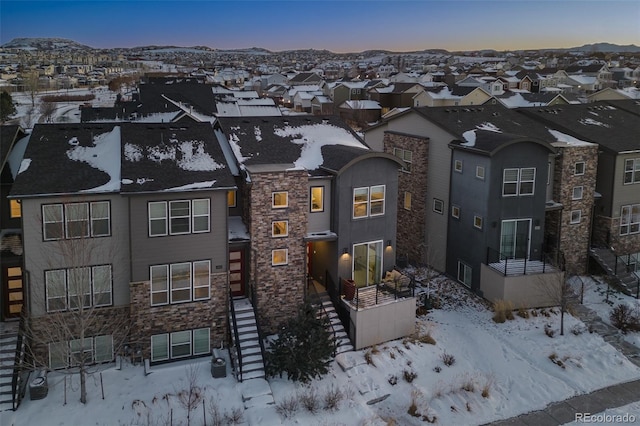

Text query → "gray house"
[9,122,236,366]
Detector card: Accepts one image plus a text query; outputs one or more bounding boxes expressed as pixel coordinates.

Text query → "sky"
[0,0,639,53]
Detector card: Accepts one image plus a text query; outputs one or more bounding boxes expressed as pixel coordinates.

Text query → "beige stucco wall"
[481,264,564,308]
[346,297,416,350]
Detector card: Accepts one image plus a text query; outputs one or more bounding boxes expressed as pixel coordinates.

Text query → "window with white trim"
[45,265,112,312]
[572,186,583,200]
[502,167,536,196]
[433,199,444,214]
[403,192,411,210]
[150,260,210,306]
[43,201,111,241]
[353,185,385,218]
[272,249,288,266]
[476,166,485,180]
[574,161,585,176]
[310,187,324,212]
[227,190,236,207]
[620,204,640,235]
[570,210,581,224]
[393,148,412,173]
[457,261,472,288]
[272,221,288,237]
[624,158,640,184]
[451,205,460,219]
[454,160,463,173]
[474,215,483,230]
[272,192,288,208]
[49,335,113,369]
[151,328,210,363]
[148,199,210,237]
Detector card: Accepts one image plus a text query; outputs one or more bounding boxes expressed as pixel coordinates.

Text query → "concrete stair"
[0,322,19,412]
[590,247,639,296]
[313,293,354,354]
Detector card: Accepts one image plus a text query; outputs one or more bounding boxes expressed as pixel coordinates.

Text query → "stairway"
[590,247,639,296]
[0,322,19,412]
[313,292,354,354]
[229,298,266,382]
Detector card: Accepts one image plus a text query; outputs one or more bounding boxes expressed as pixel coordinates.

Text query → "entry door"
[500,219,531,259]
[3,266,24,319]
[229,250,245,297]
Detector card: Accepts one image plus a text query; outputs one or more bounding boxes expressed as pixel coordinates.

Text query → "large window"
[624,158,640,184]
[148,199,210,237]
[45,265,112,312]
[353,185,385,218]
[620,204,640,235]
[150,261,210,306]
[393,148,412,173]
[151,328,210,363]
[502,168,535,196]
[353,241,383,287]
[310,187,324,212]
[49,335,113,369]
[43,201,111,241]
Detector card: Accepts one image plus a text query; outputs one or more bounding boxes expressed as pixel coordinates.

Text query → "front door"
[500,219,531,259]
[229,250,245,297]
[3,265,24,319]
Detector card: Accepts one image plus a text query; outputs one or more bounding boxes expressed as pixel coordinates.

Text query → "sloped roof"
[517,102,640,153]
[10,122,235,197]
[216,115,371,174]
[1,125,25,170]
[450,128,555,156]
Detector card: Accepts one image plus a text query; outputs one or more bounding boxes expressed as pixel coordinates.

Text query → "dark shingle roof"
[517,102,640,153]
[1,125,24,169]
[216,116,370,172]
[449,130,555,156]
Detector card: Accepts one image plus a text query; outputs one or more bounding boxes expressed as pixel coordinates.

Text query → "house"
[9,122,237,366]
[368,83,425,114]
[338,100,382,129]
[310,95,334,116]
[288,72,323,86]
[0,125,28,321]
[213,115,412,349]
[412,85,492,107]
[495,92,572,109]
[364,104,597,306]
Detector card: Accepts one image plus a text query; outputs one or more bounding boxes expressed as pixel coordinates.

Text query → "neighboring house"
[586,87,640,103]
[495,92,571,109]
[310,95,334,116]
[368,83,425,113]
[9,122,237,366]
[329,81,370,108]
[0,125,28,321]
[338,100,382,128]
[214,115,411,349]
[413,85,492,107]
[288,72,323,86]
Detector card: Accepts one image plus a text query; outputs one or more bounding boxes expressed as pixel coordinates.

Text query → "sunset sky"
[1,0,638,52]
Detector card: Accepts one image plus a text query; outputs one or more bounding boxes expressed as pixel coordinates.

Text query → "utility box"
[211,357,226,378]
[29,370,48,400]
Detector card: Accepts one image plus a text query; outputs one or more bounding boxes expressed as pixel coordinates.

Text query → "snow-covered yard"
[4,272,640,426]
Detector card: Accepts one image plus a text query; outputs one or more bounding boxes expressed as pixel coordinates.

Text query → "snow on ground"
[4,272,640,426]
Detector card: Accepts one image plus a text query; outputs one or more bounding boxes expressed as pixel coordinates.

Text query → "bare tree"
[25,215,129,404]
[23,70,40,108]
[536,269,577,336]
[39,100,56,123]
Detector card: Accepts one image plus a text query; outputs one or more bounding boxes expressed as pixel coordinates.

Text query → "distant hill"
[571,43,640,53]
[1,37,93,50]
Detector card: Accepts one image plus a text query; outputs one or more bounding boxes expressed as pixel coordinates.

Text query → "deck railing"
[485,245,560,277]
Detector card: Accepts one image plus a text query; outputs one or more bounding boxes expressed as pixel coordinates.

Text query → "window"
[42,201,111,240]
[272,249,288,266]
[570,210,581,224]
[353,185,385,219]
[151,329,210,363]
[476,166,485,180]
[457,261,472,288]
[403,192,412,210]
[272,191,288,208]
[451,205,460,219]
[620,204,640,235]
[474,215,483,230]
[353,241,383,287]
[150,261,210,306]
[49,335,113,369]
[433,199,444,214]
[310,187,324,212]
[45,265,112,312]
[149,199,209,237]
[575,162,585,176]
[227,190,236,207]
[9,200,21,218]
[503,168,536,196]
[272,221,288,237]
[624,158,640,184]
[454,160,463,173]
[572,186,583,200]
[393,148,412,172]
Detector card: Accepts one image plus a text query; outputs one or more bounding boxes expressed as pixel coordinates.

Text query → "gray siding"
[306,177,332,233]
[128,191,228,282]
[612,153,640,218]
[22,194,131,316]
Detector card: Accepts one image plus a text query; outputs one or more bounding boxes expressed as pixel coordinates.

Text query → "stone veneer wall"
[248,170,308,334]
[129,272,228,360]
[382,131,429,265]
[552,144,598,274]
[28,305,130,367]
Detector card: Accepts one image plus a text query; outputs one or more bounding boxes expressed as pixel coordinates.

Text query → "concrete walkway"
[487,299,640,426]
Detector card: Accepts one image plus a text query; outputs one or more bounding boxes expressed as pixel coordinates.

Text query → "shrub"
[544,323,555,338]
[275,395,299,419]
[388,375,398,386]
[492,299,514,323]
[517,306,530,319]
[460,378,475,392]
[224,408,244,425]
[609,303,640,333]
[403,370,418,383]
[265,303,334,383]
[433,366,442,373]
[440,352,456,367]
[571,324,586,335]
[300,387,320,413]
[323,385,342,411]
[364,350,376,366]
